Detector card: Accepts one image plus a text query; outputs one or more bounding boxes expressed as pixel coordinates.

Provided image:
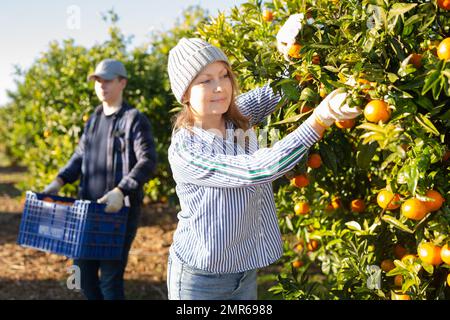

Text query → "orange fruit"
[394,274,403,287]
[298,105,313,113]
[335,119,356,129]
[437,38,450,60]
[82,114,89,122]
[377,190,401,210]
[43,130,51,138]
[380,259,395,272]
[443,150,450,162]
[262,9,274,22]
[307,153,322,169]
[331,197,341,210]
[440,244,450,265]
[422,190,444,212]
[319,83,327,98]
[409,53,423,68]
[307,239,319,252]
[288,43,302,59]
[292,260,304,268]
[394,244,408,259]
[350,199,366,213]
[295,243,304,252]
[391,291,411,300]
[418,242,442,266]
[294,202,310,215]
[437,0,450,10]
[364,100,391,123]
[312,55,321,65]
[401,198,428,220]
[447,273,450,287]
[291,174,310,188]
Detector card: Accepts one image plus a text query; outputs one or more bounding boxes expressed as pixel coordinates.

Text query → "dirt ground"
[0,163,279,300]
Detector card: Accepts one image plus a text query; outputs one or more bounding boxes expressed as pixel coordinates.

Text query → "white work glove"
[43,178,64,195]
[97,187,124,213]
[276,14,304,61]
[312,89,362,127]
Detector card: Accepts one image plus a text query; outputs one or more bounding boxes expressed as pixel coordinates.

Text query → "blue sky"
[0,0,247,106]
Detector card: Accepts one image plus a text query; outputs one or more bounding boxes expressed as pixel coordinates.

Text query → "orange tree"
[198,0,450,299]
[0,8,207,202]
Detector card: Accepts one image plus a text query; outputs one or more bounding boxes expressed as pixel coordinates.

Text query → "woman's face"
[184,61,233,122]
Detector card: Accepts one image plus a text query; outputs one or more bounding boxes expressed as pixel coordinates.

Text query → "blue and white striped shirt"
[168,84,320,273]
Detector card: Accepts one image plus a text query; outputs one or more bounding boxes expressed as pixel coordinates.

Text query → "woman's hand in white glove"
[312,88,362,127]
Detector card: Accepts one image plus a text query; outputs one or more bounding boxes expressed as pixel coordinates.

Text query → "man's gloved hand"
[43,177,64,195]
[97,187,124,213]
[312,88,362,127]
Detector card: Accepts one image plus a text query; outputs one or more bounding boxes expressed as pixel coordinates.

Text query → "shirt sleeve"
[169,121,320,188]
[236,84,283,126]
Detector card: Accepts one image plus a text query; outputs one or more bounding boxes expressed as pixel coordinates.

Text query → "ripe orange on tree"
[364,100,391,123]
[312,55,321,65]
[288,43,302,59]
[380,259,395,272]
[298,105,313,113]
[331,196,342,210]
[292,260,304,268]
[443,150,450,162]
[418,242,442,266]
[394,274,403,287]
[422,190,444,212]
[307,153,322,168]
[437,38,450,60]
[294,201,310,215]
[447,274,450,287]
[307,239,319,252]
[262,9,274,22]
[291,174,310,188]
[350,199,365,213]
[394,244,408,259]
[409,53,423,68]
[391,291,411,300]
[401,198,428,220]
[377,190,401,210]
[440,244,450,265]
[437,0,450,10]
[335,119,355,129]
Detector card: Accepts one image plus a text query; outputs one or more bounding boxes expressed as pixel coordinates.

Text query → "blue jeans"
[73,206,140,300]
[167,254,258,300]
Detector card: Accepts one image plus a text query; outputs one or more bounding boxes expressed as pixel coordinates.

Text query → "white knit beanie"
[168,38,230,103]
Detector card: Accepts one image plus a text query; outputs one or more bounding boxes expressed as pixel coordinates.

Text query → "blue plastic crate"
[17,191,128,260]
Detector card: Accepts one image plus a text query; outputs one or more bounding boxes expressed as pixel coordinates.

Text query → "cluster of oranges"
[377,189,445,221]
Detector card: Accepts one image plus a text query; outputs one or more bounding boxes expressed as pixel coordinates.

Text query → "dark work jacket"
[57,102,157,207]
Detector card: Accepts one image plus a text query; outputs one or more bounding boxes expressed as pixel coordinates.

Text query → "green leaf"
[299,87,317,102]
[415,114,440,136]
[356,142,377,169]
[422,70,441,96]
[285,216,294,232]
[345,221,362,231]
[381,215,414,233]
[388,3,417,20]
[421,262,434,275]
[272,113,306,125]
[281,82,300,101]
[320,143,338,174]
